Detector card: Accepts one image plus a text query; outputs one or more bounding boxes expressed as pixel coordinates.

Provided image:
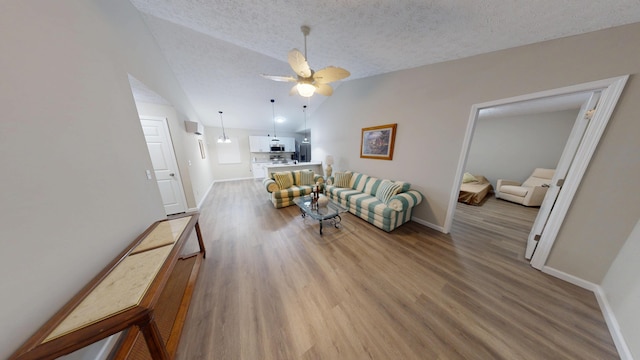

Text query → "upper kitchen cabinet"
[282,137,295,152]
[249,136,271,152]
[249,136,296,152]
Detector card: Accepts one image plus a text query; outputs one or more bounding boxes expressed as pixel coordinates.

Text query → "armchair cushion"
[499,185,530,197]
[273,172,293,189]
[496,168,555,207]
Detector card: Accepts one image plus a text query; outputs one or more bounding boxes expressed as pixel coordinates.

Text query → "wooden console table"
[10,213,206,360]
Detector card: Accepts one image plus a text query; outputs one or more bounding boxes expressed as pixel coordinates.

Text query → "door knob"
[169,173,175,177]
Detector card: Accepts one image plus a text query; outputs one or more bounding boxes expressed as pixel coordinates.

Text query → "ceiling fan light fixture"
[297,83,315,97]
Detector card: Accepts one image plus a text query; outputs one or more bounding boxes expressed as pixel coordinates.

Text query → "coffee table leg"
[319,220,323,235]
[333,215,342,228]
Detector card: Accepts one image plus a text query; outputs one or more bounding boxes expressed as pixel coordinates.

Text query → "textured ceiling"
[128,0,640,133]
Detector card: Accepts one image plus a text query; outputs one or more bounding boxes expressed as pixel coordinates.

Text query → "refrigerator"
[299,142,311,162]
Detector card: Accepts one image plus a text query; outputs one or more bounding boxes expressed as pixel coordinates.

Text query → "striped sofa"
[325,171,423,232]
[263,169,325,208]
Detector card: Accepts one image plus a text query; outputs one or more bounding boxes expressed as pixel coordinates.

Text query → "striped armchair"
[263,169,325,208]
[325,171,423,232]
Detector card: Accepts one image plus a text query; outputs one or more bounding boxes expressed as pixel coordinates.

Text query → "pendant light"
[217,110,231,143]
[270,99,279,142]
[302,105,310,143]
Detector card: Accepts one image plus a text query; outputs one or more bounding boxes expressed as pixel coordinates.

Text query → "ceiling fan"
[261,25,350,97]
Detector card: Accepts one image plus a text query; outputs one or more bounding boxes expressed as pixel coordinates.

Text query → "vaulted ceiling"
[128,0,640,133]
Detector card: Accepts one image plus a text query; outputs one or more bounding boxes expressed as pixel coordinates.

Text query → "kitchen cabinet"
[249,136,272,152]
[251,163,266,179]
[282,137,296,152]
[249,136,296,153]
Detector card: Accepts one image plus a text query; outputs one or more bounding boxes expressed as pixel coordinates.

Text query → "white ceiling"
[128,0,640,133]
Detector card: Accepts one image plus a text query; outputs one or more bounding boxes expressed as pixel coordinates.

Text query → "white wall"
[205,126,304,181]
[0,1,206,358]
[466,109,578,187]
[602,218,640,359]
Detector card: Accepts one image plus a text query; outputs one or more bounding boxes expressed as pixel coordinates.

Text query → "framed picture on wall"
[198,139,206,159]
[360,123,397,160]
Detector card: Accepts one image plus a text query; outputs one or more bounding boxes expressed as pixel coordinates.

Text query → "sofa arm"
[496,179,521,189]
[263,178,279,193]
[523,186,549,207]
[387,190,424,211]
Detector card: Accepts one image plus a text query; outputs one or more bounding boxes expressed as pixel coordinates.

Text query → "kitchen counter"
[263,161,324,177]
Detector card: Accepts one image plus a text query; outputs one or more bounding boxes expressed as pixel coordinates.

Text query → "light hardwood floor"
[176,180,618,359]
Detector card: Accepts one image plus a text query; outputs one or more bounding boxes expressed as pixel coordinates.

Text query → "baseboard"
[214,177,254,183]
[411,217,446,233]
[196,181,216,210]
[542,266,633,360]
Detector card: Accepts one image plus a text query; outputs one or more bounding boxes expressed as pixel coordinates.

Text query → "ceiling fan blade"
[313,66,350,84]
[288,49,312,78]
[261,74,297,82]
[314,83,333,96]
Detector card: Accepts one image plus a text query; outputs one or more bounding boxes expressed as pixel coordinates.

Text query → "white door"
[141,117,188,215]
[525,92,601,259]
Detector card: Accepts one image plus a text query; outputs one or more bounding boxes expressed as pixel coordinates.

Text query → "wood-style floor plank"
[176,180,619,360]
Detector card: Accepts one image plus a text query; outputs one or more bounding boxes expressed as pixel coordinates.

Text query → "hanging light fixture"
[217,110,231,143]
[270,99,279,142]
[302,105,310,143]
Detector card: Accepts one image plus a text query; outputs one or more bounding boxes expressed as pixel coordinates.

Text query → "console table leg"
[194,221,207,258]
[140,318,170,360]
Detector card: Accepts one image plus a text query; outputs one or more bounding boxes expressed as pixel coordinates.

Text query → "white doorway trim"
[445,75,628,268]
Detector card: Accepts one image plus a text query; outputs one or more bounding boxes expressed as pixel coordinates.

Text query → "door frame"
[140,116,189,215]
[445,75,628,268]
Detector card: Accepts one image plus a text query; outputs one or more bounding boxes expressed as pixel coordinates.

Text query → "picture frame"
[198,139,206,159]
[360,123,397,160]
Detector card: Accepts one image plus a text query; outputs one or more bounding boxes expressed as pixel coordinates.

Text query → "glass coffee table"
[293,196,348,235]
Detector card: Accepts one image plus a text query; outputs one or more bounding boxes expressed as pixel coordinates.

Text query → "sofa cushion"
[272,185,312,200]
[363,177,383,196]
[375,180,402,204]
[500,185,529,197]
[273,172,293,189]
[349,172,369,192]
[299,170,315,186]
[334,172,352,188]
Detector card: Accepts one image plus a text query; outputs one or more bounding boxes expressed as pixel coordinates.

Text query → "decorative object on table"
[261,25,350,98]
[360,123,397,160]
[317,194,329,207]
[325,155,334,178]
[310,184,320,209]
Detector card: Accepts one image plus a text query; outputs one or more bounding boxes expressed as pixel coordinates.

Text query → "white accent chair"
[496,168,555,207]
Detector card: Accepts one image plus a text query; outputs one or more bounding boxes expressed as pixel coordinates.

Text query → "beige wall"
[312,22,640,282]
[0,1,208,358]
[467,109,578,187]
[602,219,640,358]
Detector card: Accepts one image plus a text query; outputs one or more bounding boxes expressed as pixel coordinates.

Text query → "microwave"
[270,144,285,152]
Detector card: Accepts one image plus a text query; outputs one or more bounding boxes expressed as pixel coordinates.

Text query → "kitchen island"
[263,161,323,178]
